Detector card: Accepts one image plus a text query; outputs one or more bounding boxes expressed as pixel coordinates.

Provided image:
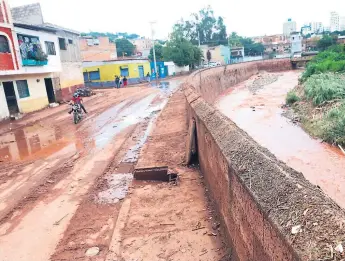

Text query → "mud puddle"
[216,71,345,208]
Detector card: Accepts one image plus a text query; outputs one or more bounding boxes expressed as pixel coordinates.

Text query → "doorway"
[3,81,19,115]
[44,78,56,103]
[138,65,144,79]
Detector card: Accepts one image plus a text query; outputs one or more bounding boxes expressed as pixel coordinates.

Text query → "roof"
[84,58,150,63]
[14,23,57,33]
[41,23,80,35]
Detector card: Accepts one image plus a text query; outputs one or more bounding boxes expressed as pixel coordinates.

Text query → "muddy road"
[217,71,345,209]
[0,80,226,261]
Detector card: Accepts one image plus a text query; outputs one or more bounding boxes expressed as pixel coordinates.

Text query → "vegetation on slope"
[288,45,345,146]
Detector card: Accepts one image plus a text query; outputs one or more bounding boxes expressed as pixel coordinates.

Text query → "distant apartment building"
[131,38,153,58]
[310,22,323,34]
[290,32,302,55]
[283,19,297,36]
[330,12,340,32]
[80,36,117,62]
[340,17,345,31]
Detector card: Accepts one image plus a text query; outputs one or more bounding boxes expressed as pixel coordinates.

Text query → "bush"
[319,103,345,145]
[303,73,345,106]
[286,91,300,105]
[302,45,345,81]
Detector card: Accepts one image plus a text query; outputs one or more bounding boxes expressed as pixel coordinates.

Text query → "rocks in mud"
[247,73,280,93]
[85,246,100,257]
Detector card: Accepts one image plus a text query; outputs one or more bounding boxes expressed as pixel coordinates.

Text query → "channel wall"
[183,59,345,261]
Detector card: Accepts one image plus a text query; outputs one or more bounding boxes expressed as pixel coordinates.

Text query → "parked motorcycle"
[71,103,83,124]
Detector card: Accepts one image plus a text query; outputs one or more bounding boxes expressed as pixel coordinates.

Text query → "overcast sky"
[8,0,345,38]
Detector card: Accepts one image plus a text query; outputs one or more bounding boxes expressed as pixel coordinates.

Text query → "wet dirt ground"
[216,71,345,209]
[0,79,225,261]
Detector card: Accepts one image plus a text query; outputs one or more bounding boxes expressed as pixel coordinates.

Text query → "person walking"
[146,72,151,83]
[123,76,128,87]
[115,75,120,89]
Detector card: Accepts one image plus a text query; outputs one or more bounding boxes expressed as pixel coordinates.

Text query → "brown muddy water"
[217,71,345,209]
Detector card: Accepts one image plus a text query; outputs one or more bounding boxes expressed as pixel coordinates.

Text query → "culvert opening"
[133,166,178,183]
[187,119,199,165]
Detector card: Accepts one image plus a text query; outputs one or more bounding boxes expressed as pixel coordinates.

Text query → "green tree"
[148,44,164,61]
[115,38,135,57]
[228,32,242,47]
[163,27,202,67]
[317,35,338,51]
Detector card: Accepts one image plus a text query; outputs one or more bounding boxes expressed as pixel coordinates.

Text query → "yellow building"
[82,59,150,87]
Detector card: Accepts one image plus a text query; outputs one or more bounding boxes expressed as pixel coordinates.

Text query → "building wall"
[53,61,84,101]
[83,60,150,82]
[80,37,117,61]
[56,31,81,63]
[131,38,153,53]
[283,20,297,36]
[0,73,51,115]
[0,26,16,70]
[11,3,43,25]
[0,83,9,118]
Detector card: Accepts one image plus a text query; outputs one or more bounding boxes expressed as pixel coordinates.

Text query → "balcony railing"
[22,59,48,66]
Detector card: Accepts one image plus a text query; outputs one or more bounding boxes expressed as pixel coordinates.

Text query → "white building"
[340,17,345,31]
[310,22,323,34]
[330,12,340,32]
[283,19,297,36]
[0,23,62,119]
[290,32,302,55]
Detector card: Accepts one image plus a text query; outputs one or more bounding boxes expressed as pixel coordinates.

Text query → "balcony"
[22,59,48,66]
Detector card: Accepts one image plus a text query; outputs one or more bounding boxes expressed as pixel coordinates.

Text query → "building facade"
[0,21,62,120]
[340,17,345,31]
[83,59,150,87]
[330,12,340,32]
[131,38,153,58]
[283,19,297,36]
[80,36,117,62]
[310,22,323,34]
[200,45,231,65]
[290,32,302,55]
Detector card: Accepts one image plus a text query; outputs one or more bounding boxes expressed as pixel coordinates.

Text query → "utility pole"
[150,21,159,86]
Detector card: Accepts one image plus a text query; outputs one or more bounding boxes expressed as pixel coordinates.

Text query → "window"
[84,70,100,81]
[45,41,56,55]
[68,39,73,44]
[16,80,30,98]
[120,67,129,77]
[0,36,10,53]
[58,38,66,50]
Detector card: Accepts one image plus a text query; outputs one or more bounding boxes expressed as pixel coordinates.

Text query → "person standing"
[146,72,151,83]
[123,76,128,87]
[119,76,123,88]
[115,75,120,89]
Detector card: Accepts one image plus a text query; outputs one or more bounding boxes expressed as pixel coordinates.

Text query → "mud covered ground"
[0,80,225,261]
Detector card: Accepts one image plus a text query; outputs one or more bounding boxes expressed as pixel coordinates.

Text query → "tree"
[172,6,228,46]
[207,50,211,62]
[115,38,135,57]
[163,27,202,67]
[148,44,164,61]
[228,32,242,47]
[317,35,337,51]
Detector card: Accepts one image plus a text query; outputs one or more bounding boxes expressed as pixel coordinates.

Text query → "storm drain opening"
[133,166,179,184]
[186,119,199,165]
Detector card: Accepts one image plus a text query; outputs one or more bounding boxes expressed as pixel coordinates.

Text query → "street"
[0,80,226,261]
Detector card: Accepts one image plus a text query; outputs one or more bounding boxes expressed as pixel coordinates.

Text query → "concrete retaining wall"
[183,59,345,261]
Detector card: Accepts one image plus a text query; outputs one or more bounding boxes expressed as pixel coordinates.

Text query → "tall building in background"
[330,12,340,32]
[340,16,345,31]
[310,22,323,34]
[283,19,297,36]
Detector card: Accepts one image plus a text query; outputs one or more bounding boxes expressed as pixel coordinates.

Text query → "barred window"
[16,80,30,98]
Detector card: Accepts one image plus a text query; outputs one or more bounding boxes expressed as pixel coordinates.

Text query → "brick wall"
[11,3,44,25]
[183,60,345,260]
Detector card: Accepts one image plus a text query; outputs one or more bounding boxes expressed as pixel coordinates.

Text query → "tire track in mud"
[50,121,149,261]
